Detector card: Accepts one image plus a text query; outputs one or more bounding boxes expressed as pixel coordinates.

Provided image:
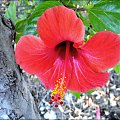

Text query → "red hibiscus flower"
[15,6,120,107]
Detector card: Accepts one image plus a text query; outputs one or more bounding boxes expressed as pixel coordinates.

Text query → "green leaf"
[86,89,95,95]
[60,0,75,8]
[70,91,81,99]
[16,19,27,33]
[4,2,16,24]
[24,0,29,5]
[34,0,44,4]
[114,62,120,74]
[91,0,103,5]
[76,0,90,7]
[84,1,94,10]
[15,1,62,43]
[77,12,90,27]
[28,1,62,23]
[25,1,62,34]
[15,19,27,42]
[88,1,120,33]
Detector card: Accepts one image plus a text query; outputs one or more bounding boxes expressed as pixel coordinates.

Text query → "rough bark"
[0,15,41,119]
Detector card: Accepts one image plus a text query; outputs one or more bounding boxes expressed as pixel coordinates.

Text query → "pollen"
[49,74,67,107]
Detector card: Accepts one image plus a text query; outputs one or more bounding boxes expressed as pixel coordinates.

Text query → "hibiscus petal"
[67,55,109,92]
[37,54,109,92]
[15,35,57,74]
[37,6,84,48]
[37,58,63,89]
[81,31,120,72]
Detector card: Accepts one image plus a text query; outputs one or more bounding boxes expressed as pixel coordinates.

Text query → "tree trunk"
[0,15,41,119]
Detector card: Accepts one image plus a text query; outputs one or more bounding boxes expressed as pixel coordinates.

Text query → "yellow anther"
[50,75,67,105]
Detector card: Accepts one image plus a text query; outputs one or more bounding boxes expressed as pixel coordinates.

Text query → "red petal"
[15,35,57,74]
[36,58,66,89]
[37,6,84,48]
[81,31,120,72]
[37,54,109,92]
[67,55,109,92]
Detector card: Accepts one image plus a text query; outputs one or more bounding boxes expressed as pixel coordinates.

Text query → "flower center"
[49,41,71,107]
[55,41,78,59]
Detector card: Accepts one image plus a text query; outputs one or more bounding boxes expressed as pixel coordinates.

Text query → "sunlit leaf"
[86,89,95,95]
[88,1,120,33]
[4,2,16,24]
[114,62,120,74]
[70,91,81,99]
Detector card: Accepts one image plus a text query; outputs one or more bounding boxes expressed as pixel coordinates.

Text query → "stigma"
[49,42,70,107]
[49,74,67,107]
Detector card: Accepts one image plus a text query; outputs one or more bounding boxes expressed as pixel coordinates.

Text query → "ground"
[27,70,120,120]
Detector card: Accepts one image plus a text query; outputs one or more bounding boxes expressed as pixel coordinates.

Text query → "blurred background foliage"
[1,0,120,98]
